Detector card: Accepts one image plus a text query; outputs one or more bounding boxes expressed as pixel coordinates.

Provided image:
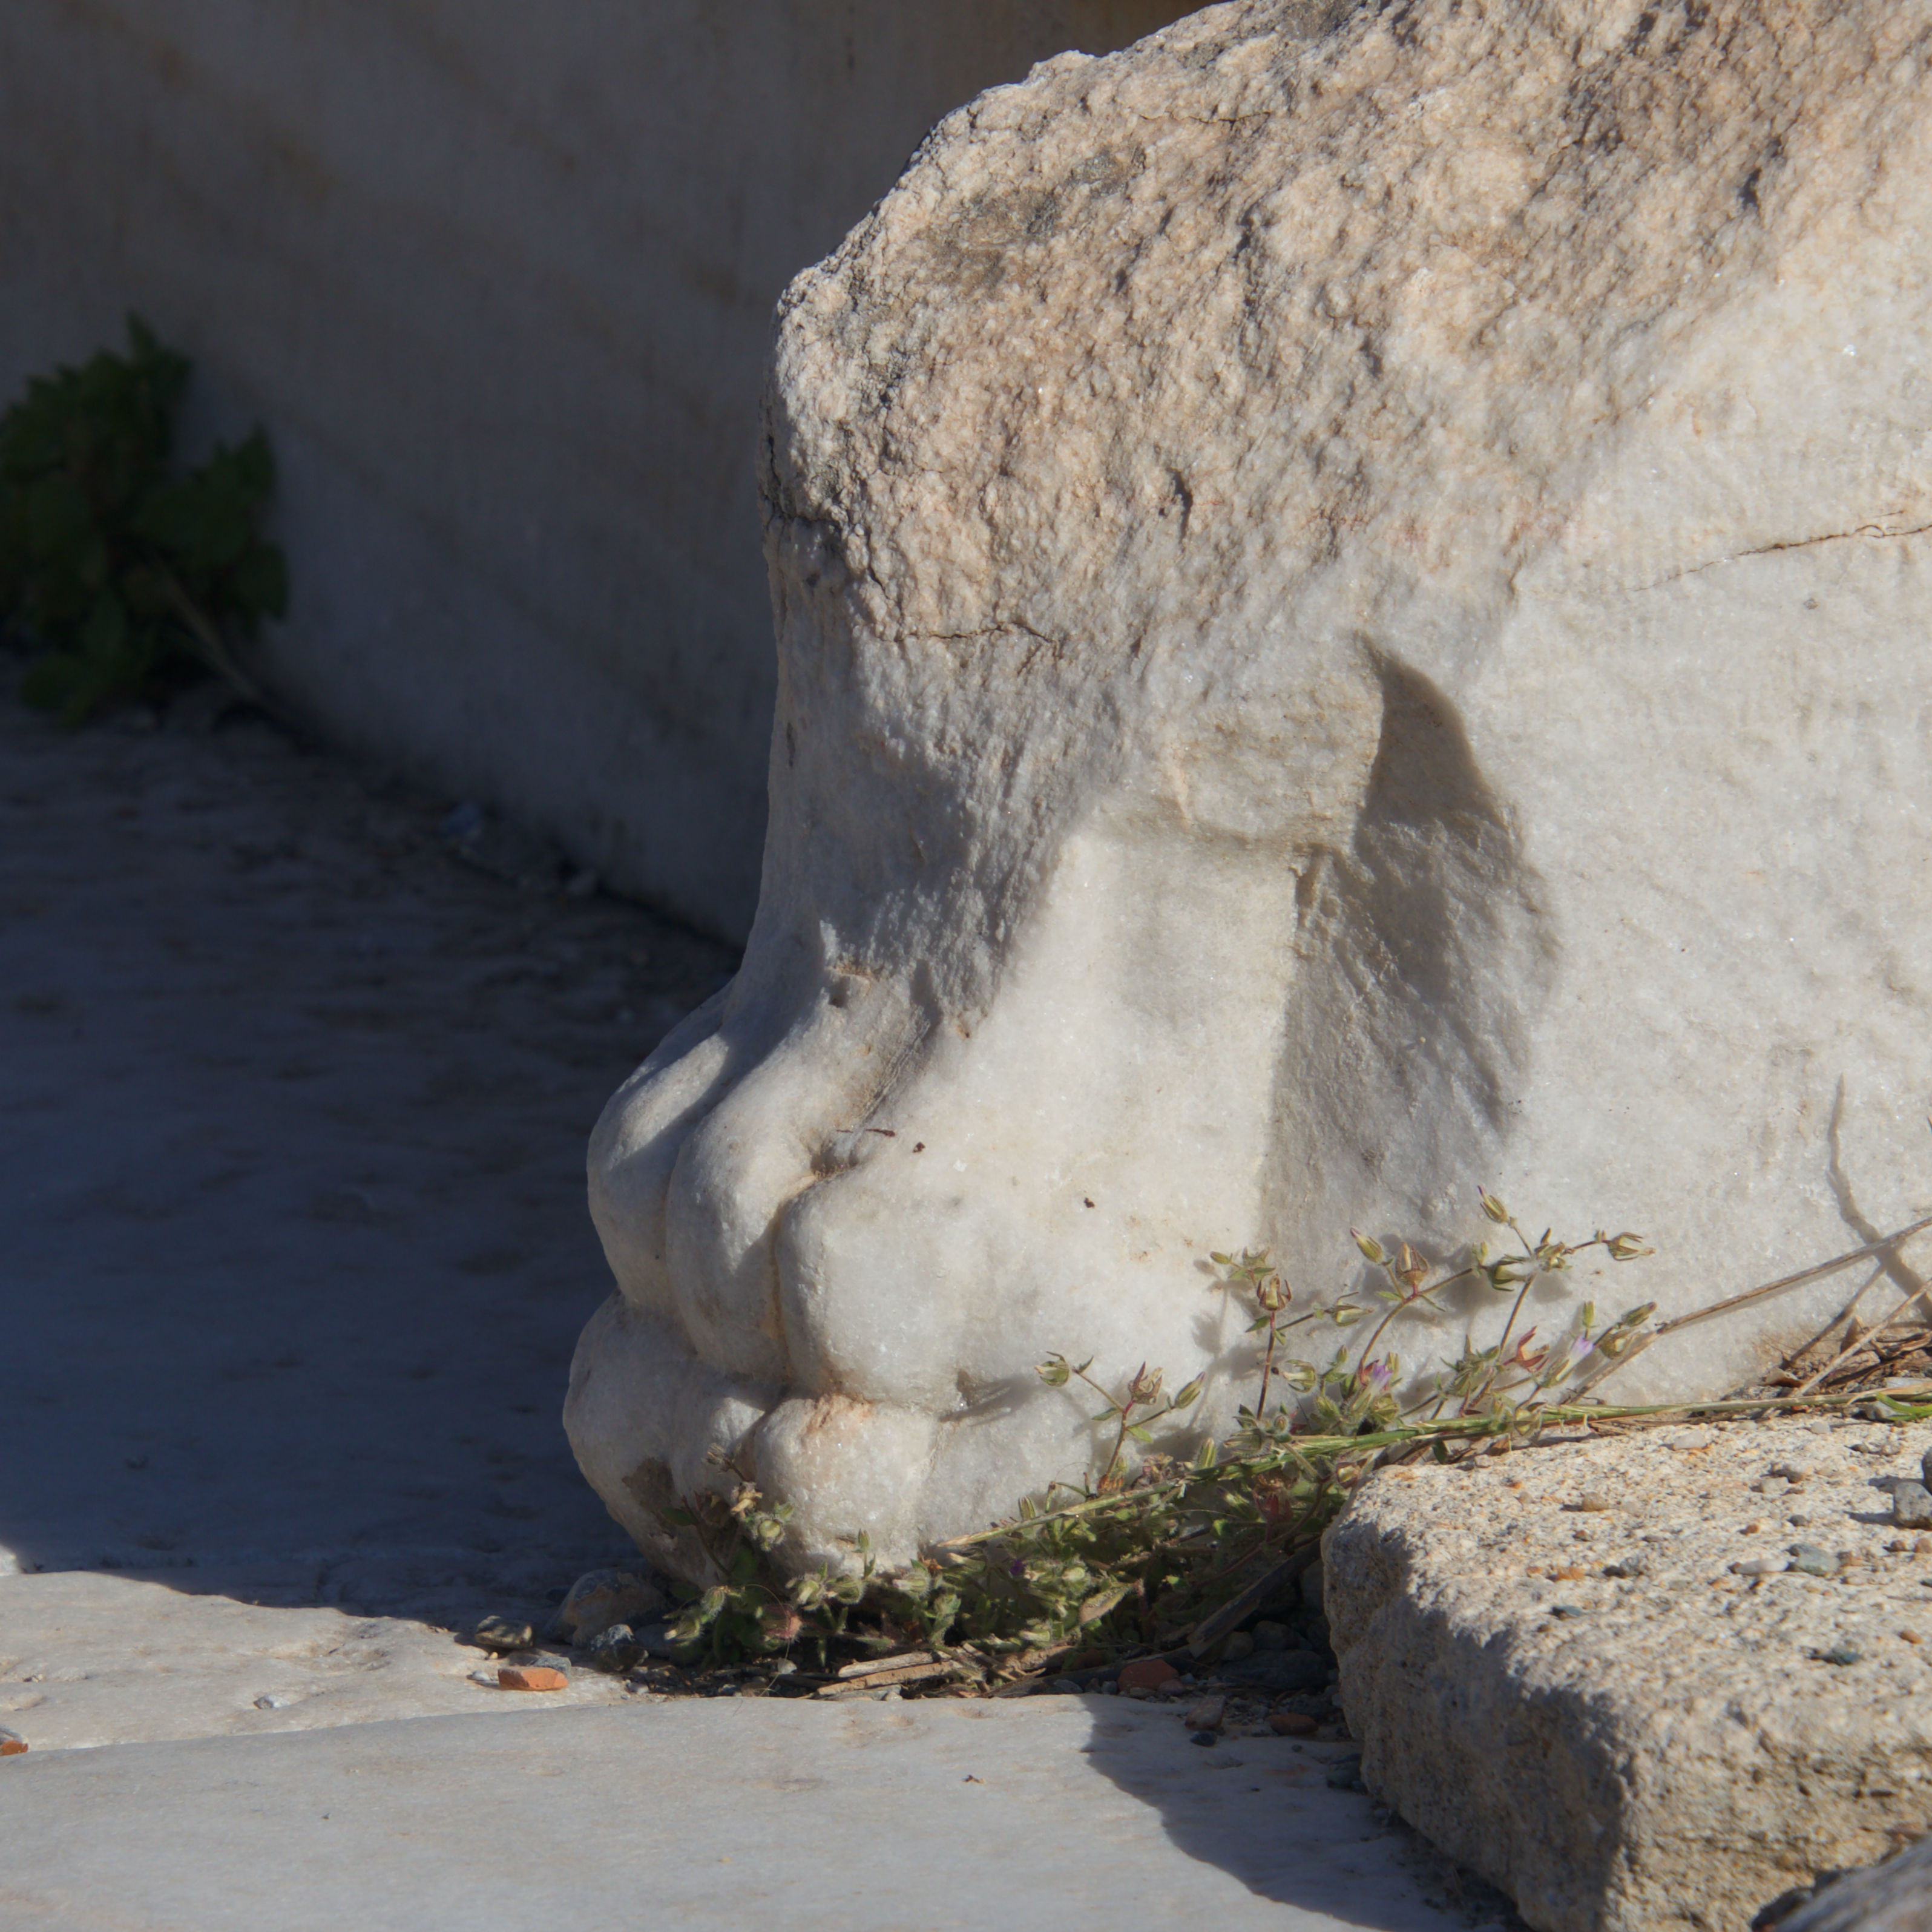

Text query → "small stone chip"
[584,1624,643,1674]
[1891,1480,1932,1529]
[1733,1557,1789,1577]
[0,1729,26,1757]
[499,1664,569,1692]
[550,1566,663,1644]
[1269,1711,1318,1736]
[1572,1491,1614,1513]
[1184,1694,1227,1733]
[1550,1604,1591,1618]
[1790,1545,1836,1577]
[1817,1646,1862,1668]
[468,1615,534,1654]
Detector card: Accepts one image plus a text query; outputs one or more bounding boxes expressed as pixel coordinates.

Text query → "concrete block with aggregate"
[1327,1417,1932,1931]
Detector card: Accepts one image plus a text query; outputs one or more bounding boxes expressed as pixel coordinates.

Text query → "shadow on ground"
[0,693,733,1609]
[0,1696,1494,1932]
[1077,1703,1522,1929]
[0,692,1526,1928]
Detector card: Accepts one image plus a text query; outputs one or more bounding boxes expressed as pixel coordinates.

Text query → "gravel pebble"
[1184,1694,1227,1733]
[584,1625,643,1674]
[631,1621,686,1661]
[551,1568,664,1644]
[1268,1711,1318,1736]
[1891,1480,1932,1528]
[468,1617,534,1655]
[1214,1651,1330,1694]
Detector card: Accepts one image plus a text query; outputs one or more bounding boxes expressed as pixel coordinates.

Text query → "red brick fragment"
[1117,1658,1180,1692]
[1268,1712,1318,1736]
[499,1665,569,1692]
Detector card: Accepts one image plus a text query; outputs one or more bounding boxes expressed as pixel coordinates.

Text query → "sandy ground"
[0,688,735,1743]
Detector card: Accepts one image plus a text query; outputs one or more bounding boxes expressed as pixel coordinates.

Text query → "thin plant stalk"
[1790,1278,1932,1400]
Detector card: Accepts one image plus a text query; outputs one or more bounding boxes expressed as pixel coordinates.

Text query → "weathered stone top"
[1327,1416,1932,1931]
[767,0,1931,908]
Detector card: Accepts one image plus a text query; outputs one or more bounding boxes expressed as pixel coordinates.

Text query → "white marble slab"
[0,1699,1461,1932]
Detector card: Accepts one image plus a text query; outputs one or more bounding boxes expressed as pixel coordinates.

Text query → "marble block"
[570,0,1932,1577]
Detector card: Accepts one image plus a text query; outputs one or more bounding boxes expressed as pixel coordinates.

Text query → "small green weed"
[0,316,287,723]
[657,1189,1660,1678]
[656,1194,1932,1686]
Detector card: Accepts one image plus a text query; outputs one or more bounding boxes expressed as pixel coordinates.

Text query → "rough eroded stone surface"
[1326,1418,1932,1932]
[571,0,1932,1577]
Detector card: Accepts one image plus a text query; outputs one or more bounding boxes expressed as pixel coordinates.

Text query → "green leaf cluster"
[0,316,287,722]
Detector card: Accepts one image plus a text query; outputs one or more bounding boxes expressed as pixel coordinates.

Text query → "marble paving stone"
[0,1700,1468,1932]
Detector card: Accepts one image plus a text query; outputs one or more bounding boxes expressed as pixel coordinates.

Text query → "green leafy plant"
[0,315,287,723]
[1034,1353,1204,1490]
[1238,1195,1657,1441]
[654,1189,1658,1679]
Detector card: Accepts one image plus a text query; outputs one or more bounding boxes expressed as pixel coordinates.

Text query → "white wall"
[0,2,1189,936]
